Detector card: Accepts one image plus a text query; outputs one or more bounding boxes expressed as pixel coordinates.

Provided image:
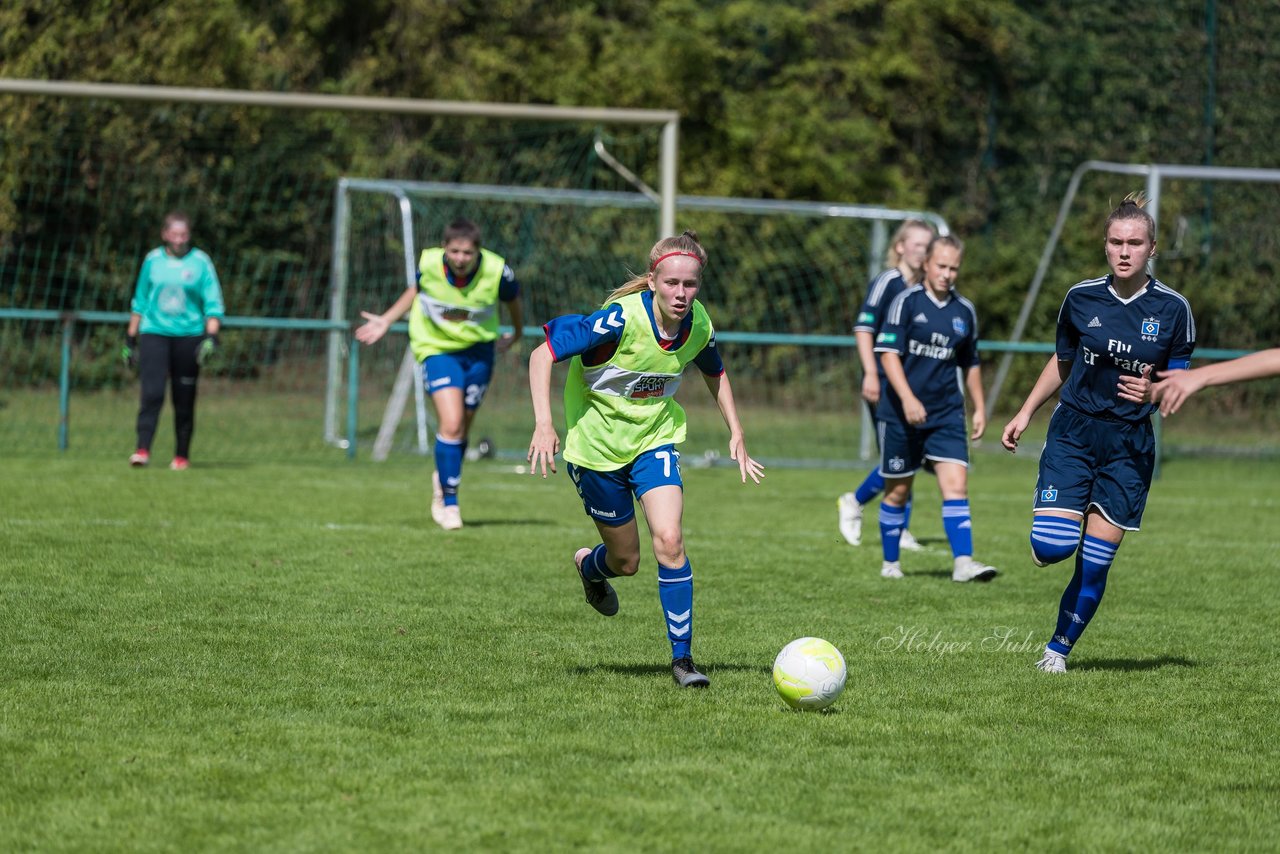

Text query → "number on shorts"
[655,449,681,479]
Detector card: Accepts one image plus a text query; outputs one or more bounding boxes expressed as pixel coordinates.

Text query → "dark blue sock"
[1031,516,1082,565]
[879,503,905,563]
[1047,535,1118,656]
[854,469,885,506]
[434,434,464,507]
[942,499,973,559]
[658,558,693,660]
[903,497,914,533]
[580,543,618,582]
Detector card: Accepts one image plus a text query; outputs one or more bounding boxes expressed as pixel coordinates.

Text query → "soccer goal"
[333,177,949,467]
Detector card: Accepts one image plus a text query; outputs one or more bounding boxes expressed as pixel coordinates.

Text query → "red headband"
[649,251,703,272]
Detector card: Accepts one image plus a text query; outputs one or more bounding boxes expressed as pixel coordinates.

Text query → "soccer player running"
[356,218,524,531]
[526,230,764,688]
[839,219,936,548]
[124,211,225,471]
[874,234,996,582]
[1001,195,1195,674]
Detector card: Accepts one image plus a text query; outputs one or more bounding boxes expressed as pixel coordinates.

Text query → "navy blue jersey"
[543,290,724,375]
[1056,275,1195,422]
[854,269,912,381]
[874,285,981,427]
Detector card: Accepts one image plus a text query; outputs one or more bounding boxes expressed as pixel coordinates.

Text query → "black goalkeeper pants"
[135,334,203,458]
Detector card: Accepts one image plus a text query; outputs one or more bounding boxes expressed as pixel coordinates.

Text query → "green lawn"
[2,452,1277,851]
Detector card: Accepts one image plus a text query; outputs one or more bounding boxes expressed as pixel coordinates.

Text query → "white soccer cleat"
[880,560,904,579]
[837,492,863,546]
[430,470,446,526]
[438,505,463,531]
[899,529,924,551]
[1035,649,1067,674]
[952,556,998,583]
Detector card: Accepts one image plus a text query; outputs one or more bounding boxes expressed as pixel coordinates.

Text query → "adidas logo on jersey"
[1088,316,1102,328]
[913,313,929,323]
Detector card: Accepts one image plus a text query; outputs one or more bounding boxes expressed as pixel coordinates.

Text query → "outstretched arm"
[355,287,416,346]
[526,342,560,477]
[1001,356,1069,452]
[701,371,764,484]
[1152,348,1280,416]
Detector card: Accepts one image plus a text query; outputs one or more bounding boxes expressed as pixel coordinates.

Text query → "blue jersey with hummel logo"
[1055,275,1195,422]
[874,285,980,428]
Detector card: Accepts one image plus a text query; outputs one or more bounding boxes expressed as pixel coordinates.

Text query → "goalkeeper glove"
[197,334,220,367]
[122,335,138,369]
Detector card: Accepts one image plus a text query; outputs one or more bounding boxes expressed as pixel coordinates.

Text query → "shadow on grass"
[457,518,553,528]
[570,662,766,678]
[1072,655,1196,672]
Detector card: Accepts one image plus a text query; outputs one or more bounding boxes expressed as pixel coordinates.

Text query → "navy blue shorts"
[878,416,969,479]
[1033,405,1154,531]
[422,342,495,410]
[566,444,683,527]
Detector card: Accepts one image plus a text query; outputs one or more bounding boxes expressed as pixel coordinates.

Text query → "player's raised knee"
[1029,516,1082,566]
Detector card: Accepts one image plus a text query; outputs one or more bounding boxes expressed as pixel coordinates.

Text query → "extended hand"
[527,424,560,477]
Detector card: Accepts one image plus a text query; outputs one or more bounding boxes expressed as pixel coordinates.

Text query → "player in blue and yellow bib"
[874,234,997,583]
[527,230,764,689]
[124,211,225,471]
[356,219,524,530]
[1002,195,1196,674]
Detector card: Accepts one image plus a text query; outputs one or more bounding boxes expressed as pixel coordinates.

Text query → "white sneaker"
[1035,649,1067,673]
[431,470,446,526]
[837,492,863,545]
[439,505,463,531]
[881,560,904,579]
[899,529,924,551]
[952,556,998,582]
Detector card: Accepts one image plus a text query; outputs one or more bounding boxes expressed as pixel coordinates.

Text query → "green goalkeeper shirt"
[130,247,225,337]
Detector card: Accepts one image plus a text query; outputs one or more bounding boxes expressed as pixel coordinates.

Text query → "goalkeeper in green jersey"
[527,230,764,688]
[124,211,225,471]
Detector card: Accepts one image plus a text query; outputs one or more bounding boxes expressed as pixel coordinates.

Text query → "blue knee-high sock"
[854,469,885,506]
[658,559,693,661]
[903,497,913,532]
[434,434,464,506]
[1031,516,1082,565]
[580,543,619,582]
[1047,535,1118,656]
[942,499,973,559]
[879,503,906,563]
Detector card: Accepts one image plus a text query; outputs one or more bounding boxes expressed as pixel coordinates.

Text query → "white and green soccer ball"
[772,637,847,711]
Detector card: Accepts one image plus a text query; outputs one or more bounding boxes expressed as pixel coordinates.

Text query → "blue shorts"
[566,444,683,527]
[422,342,495,410]
[878,416,968,478]
[1033,405,1154,531]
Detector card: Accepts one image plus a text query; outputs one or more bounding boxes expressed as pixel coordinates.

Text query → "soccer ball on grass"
[772,637,847,711]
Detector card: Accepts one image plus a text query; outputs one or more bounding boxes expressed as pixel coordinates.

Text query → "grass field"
[2,450,1278,851]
